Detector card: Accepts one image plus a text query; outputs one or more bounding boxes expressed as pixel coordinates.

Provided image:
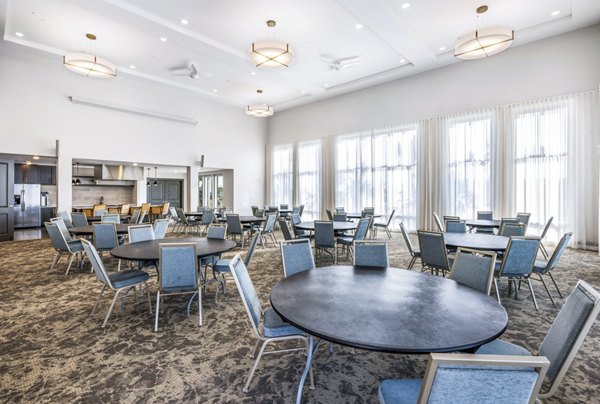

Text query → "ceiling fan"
[170,63,199,79]
[320,55,362,71]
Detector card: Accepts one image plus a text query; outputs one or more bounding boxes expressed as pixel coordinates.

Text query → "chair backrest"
[540,216,554,239]
[400,222,417,257]
[385,209,396,226]
[140,203,151,213]
[326,209,334,220]
[169,206,178,219]
[537,280,600,398]
[153,219,170,240]
[251,206,258,216]
[71,212,89,227]
[433,212,444,232]
[278,218,294,241]
[158,243,199,293]
[226,214,243,234]
[497,237,540,277]
[281,239,315,277]
[353,218,371,241]
[45,222,70,252]
[244,230,261,268]
[137,211,147,224]
[92,204,108,217]
[299,205,305,215]
[161,202,170,215]
[335,207,345,214]
[500,217,520,228]
[418,353,549,404]
[128,224,155,243]
[333,213,347,222]
[101,214,120,224]
[314,221,335,248]
[263,214,277,233]
[120,204,130,215]
[81,239,112,287]
[445,220,467,233]
[499,223,526,237]
[58,211,73,228]
[50,217,73,242]
[130,209,141,224]
[361,207,375,218]
[94,208,108,217]
[207,223,227,239]
[93,222,118,251]
[255,209,264,217]
[443,215,460,223]
[517,212,531,226]
[201,210,214,225]
[542,232,572,272]
[292,206,301,215]
[477,211,493,220]
[353,240,388,267]
[279,204,288,210]
[229,254,262,337]
[417,230,449,271]
[450,248,497,295]
[291,213,306,236]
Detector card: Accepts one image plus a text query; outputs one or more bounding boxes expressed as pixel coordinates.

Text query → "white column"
[56,140,73,213]
[187,165,199,212]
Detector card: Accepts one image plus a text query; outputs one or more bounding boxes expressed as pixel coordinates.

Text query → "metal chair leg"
[50,251,62,271]
[243,339,271,393]
[539,244,549,260]
[146,283,152,314]
[65,253,76,275]
[154,291,161,332]
[102,289,121,328]
[526,278,539,310]
[548,272,564,298]
[91,285,107,315]
[197,287,203,326]
[537,274,556,306]
[407,256,416,270]
[493,279,501,304]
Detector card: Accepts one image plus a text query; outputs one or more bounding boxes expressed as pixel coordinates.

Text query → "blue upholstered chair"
[200,224,228,273]
[378,353,549,404]
[229,254,313,393]
[531,232,572,305]
[517,212,531,226]
[155,242,201,331]
[71,212,88,227]
[291,213,311,239]
[353,240,389,268]
[93,222,121,270]
[493,237,541,309]
[259,213,278,246]
[314,221,338,264]
[333,213,347,222]
[81,239,151,328]
[101,214,120,224]
[94,208,108,217]
[226,214,250,248]
[278,217,294,241]
[326,209,334,220]
[373,209,395,239]
[417,230,451,276]
[292,205,302,216]
[128,224,155,243]
[400,222,421,270]
[432,212,444,232]
[281,239,315,278]
[499,223,526,237]
[361,207,375,218]
[475,210,495,234]
[335,207,345,214]
[445,220,467,233]
[129,209,141,225]
[153,218,170,240]
[449,248,497,295]
[538,216,554,260]
[498,217,520,235]
[337,218,370,261]
[45,221,85,275]
[477,280,600,401]
[200,210,215,234]
[58,211,73,228]
[137,211,147,225]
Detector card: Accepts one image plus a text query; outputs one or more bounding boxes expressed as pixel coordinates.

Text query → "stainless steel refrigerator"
[14,184,41,228]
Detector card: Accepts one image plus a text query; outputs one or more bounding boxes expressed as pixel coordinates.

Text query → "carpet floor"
[1,229,599,403]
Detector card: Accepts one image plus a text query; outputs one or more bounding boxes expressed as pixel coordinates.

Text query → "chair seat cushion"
[213,259,231,273]
[68,240,84,252]
[108,269,150,289]
[533,260,549,273]
[262,307,304,338]
[378,379,423,404]
[475,339,532,356]
[200,254,219,266]
[373,223,387,228]
[337,237,353,245]
[412,250,421,257]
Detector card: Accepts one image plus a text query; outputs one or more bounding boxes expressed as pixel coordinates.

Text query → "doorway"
[199,174,223,209]
[147,179,183,208]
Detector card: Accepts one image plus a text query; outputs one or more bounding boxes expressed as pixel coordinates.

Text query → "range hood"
[97,165,144,181]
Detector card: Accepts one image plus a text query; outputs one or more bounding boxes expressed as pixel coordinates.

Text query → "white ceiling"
[3,0,600,112]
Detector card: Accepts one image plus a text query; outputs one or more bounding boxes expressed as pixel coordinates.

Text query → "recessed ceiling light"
[301,90,307,94]
[15,32,24,37]
[212,89,219,93]
[32,156,40,160]
[355,23,363,29]
[25,161,32,165]
[439,46,446,51]
[180,19,189,25]
[251,71,256,75]
[399,59,406,63]
[133,163,138,166]
[551,10,561,16]
[129,65,136,69]
[401,3,411,9]
[324,83,329,88]
[160,37,167,42]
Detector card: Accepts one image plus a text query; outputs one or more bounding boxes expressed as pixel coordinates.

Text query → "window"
[445,113,493,219]
[296,140,322,221]
[270,144,294,205]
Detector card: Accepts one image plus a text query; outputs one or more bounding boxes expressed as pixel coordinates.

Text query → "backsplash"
[72,186,136,206]
[41,185,58,206]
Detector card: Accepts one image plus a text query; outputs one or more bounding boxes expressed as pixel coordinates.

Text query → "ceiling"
[3,0,600,112]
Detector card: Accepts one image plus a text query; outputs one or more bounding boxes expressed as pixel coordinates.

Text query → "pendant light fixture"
[249,20,294,68]
[146,167,151,187]
[246,89,274,117]
[454,5,514,60]
[73,162,81,185]
[64,33,116,78]
[153,167,158,187]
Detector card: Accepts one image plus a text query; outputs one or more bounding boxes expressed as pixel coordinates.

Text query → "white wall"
[0,41,267,213]
[268,24,600,144]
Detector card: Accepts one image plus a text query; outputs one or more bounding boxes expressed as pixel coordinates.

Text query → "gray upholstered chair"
[517,212,531,226]
[333,213,347,222]
[538,216,554,259]
[373,209,395,239]
[229,254,313,393]
[432,212,444,232]
[259,213,278,246]
[445,220,467,233]
[58,211,73,228]
[476,280,600,401]
[200,210,215,234]
[498,217,520,235]
[129,209,141,225]
[361,207,375,218]
[251,206,259,216]
[128,224,155,243]
[71,212,88,227]
[292,206,302,216]
[81,239,151,328]
[291,213,311,239]
[378,353,549,404]
[449,248,497,295]
[281,239,315,278]
[443,215,460,223]
[337,218,370,261]
[353,240,389,268]
[335,207,345,214]
[475,210,495,234]
[45,221,85,275]
[532,232,572,305]
[199,224,228,271]
[326,209,334,220]
[400,222,421,270]
[93,222,121,271]
[417,230,450,277]
[101,214,120,224]
[155,242,201,331]
[494,237,541,309]
[226,214,250,248]
[314,221,337,264]
[499,223,526,237]
[278,217,294,241]
[153,219,170,240]
[94,208,108,217]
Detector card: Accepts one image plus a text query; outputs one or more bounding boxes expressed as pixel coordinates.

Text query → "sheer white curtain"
[296,140,322,221]
[270,144,293,206]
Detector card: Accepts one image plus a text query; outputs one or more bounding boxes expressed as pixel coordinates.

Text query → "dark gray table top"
[70,224,134,235]
[184,211,204,217]
[270,266,508,353]
[444,232,509,251]
[110,238,236,261]
[346,213,382,219]
[219,216,265,224]
[465,219,501,228]
[294,221,357,231]
[86,215,131,222]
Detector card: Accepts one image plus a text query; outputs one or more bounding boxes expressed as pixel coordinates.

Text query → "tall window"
[335,125,419,229]
[297,140,322,221]
[270,144,293,205]
[445,113,492,219]
[512,101,569,242]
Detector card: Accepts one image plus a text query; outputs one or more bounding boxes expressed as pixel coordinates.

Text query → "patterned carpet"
[0,229,599,403]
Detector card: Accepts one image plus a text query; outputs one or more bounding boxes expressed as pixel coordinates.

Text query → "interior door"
[146,179,182,209]
[0,160,15,241]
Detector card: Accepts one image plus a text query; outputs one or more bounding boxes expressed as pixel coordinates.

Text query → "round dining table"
[346,213,382,219]
[70,224,135,235]
[110,237,237,261]
[465,219,501,229]
[218,215,266,224]
[86,215,131,223]
[444,232,509,251]
[294,221,357,232]
[271,266,508,403]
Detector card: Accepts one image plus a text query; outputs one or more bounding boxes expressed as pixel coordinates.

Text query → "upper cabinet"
[15,164,55,185]
[39,165,56,185]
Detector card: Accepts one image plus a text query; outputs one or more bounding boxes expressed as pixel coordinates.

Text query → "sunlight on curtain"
[270,144,293,205]
[297,140,322,221]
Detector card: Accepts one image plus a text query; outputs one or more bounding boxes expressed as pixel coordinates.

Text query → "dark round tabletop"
[346,213,382,219]
[184,211,204,217]
[465,219,501,228]
[271,266,508,353]
[444,232,509,251]
[294,221,357,231]
[70,224,134,235]
[86,215,131,222]
[110,238,237,261]
[219,216,266,224]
